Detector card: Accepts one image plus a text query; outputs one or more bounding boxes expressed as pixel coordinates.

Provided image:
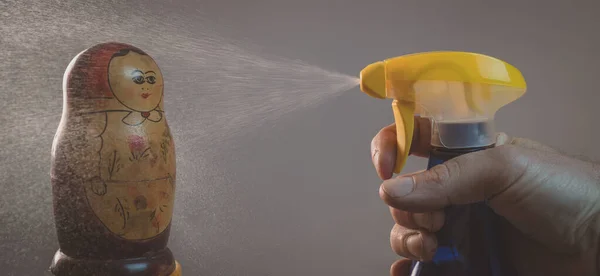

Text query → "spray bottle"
[359,51,526,276]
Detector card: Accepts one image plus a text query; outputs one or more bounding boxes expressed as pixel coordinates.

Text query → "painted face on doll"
[108,50,164,112]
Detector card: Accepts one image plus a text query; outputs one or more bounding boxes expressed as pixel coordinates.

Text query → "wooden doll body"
[50,42,180,276]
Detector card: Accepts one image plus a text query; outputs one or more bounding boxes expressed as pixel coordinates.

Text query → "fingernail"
[406,233,438,262]
[495,132,508,145]
[405,233,423,259]
[381,176,414,198]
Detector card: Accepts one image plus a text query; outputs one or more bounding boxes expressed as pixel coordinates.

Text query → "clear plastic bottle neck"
[430,119,496,149]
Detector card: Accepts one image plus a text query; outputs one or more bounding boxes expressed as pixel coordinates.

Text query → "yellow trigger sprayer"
[359,52,526,276]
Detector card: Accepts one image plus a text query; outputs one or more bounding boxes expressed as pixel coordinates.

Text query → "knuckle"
[389,225,403,255]
[371,129,388,155]
[428,160,457,187]
[427,160,460,204]
[390,225,414,257]
[494,144,530,175]
[370,136,378,154]
[494,144,521,162]
[494,142,520,161]
[390,208,406,224]
[411,212,434,231]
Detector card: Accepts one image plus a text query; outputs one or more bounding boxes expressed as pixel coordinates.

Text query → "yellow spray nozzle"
[359,61,386,99]
[359,51,527,174]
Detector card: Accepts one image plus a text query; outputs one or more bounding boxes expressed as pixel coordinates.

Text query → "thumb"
[379,145,527,213]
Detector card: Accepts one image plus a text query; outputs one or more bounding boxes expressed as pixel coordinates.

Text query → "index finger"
[371,116,432,180]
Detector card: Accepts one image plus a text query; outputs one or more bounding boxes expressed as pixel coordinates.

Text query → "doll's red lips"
[141,93,151,99]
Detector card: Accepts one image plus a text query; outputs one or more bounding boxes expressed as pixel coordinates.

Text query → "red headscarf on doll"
[63,42,151,112]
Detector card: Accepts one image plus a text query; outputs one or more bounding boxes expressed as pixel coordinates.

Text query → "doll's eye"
[146,76,156,84]
[132,75,145,84]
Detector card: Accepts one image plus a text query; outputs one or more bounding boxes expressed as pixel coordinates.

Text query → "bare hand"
[370,117,600,276]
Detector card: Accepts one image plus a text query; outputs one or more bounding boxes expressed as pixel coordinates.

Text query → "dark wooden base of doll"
[49,247,179,276]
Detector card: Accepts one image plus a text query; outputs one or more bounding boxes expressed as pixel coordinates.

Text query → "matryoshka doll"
[50,42,181,276]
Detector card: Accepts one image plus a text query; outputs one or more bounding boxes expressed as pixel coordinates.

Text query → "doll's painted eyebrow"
[132,69,144,75]
[145,71,156,74]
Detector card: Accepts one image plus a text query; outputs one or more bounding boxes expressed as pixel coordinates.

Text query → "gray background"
[1,0,600,275]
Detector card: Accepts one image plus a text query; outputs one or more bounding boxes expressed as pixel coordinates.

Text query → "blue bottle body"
[410,146,516,276]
